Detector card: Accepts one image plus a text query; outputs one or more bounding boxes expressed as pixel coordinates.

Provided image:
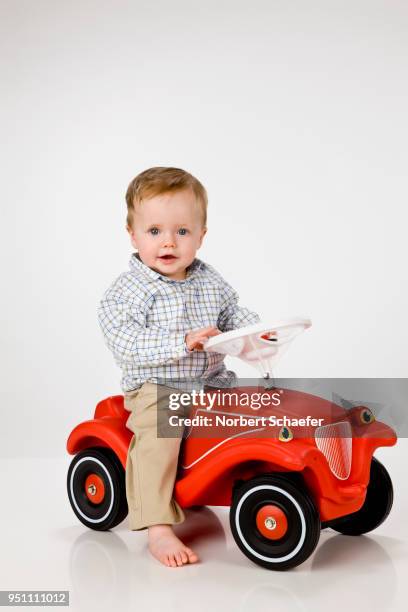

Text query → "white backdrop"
[1,0,407,457]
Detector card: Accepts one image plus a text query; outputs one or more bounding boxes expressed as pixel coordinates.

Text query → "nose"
[162,231,176,248]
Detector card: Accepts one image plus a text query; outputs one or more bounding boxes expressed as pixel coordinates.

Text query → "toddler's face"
[127,188,207,280]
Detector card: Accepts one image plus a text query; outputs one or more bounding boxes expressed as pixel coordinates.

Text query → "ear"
[197,227,207,249]
[126,225,138,250]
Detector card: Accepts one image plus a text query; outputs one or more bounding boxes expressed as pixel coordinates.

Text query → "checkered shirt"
[97,253,260,392]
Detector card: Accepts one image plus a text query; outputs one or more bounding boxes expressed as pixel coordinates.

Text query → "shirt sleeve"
[217,283,261,332]
[97,289,190,367]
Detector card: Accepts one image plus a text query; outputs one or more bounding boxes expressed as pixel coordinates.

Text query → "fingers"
[194,327,221,340]
[207,328,222,337]
[186,326,222,351]
[196,326,220,336]
[191,340,206,351]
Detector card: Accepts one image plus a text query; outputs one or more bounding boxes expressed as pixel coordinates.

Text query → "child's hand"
[185,326,222,351]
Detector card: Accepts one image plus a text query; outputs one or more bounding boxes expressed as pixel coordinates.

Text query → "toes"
[169,554,177,568]
[180,551,188,564]
[175,552,183,566]
[185,548,199,562]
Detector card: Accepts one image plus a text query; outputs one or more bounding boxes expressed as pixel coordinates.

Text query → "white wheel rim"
[235,484,307,563]
[70,456,115,523]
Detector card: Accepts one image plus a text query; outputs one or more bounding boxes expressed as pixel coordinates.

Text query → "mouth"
[158,254,178,263]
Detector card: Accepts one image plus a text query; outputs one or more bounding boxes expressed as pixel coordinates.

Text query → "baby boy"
[98,167,260,567]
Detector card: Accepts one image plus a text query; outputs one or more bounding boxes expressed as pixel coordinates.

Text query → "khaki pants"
[124,382,186,531]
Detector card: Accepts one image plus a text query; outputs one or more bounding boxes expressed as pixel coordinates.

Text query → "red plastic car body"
[67,384,396,570]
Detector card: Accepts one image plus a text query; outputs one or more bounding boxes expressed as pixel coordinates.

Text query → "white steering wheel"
[203,317,311,377]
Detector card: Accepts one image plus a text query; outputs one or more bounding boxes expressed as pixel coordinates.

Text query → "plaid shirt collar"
[129,252,204,283]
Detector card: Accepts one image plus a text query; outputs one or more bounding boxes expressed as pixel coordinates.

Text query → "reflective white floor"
[1,445,407,612]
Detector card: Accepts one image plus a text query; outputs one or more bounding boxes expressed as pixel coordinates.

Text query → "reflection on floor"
[1,448,407,612]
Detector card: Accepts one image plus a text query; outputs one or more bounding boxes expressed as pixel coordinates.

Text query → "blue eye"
[149,228,159,235]
[178,228,188,235]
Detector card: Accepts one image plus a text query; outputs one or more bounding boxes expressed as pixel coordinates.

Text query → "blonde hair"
[126,166,208,229]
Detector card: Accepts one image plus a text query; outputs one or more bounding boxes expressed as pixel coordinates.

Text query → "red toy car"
[66,319,396,570]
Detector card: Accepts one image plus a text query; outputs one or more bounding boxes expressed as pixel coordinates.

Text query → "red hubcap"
[256,504,288,540]
[85,473,105,504]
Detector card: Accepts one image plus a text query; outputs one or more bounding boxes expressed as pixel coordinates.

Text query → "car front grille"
[314,420,352,480]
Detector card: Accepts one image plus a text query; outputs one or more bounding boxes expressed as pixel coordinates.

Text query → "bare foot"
[148,524,199,567]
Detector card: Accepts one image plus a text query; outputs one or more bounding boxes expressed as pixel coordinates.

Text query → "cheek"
[183,234,201,249]
[136,236,156,256]
[180,239,197,254]
[145,241,158,256]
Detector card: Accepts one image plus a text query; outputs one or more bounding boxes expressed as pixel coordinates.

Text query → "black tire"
[67,447,128,531]
[230,474,321,570]
[328,457,393,536]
